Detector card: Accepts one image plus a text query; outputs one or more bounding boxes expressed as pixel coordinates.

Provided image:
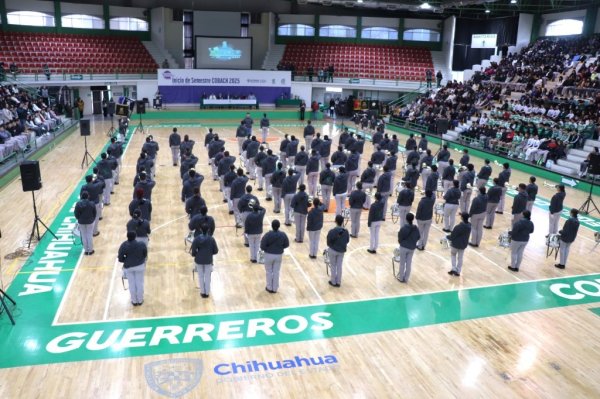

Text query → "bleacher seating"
[280,43,433,81]
[0,32,157,75]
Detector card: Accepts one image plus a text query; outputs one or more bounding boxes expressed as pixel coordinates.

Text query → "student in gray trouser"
[260,113,270,144]
[270,163,286,213]
[127,209,151,246]
[282,168,301,225]
[484,178,503,229]
[223,165,237,214]
[441,159,456,194]
[548,184,566,235]
[254,146,267,190]
[97,153,114,206]
[244,203,266,263]
[319,136,332,170]
[294,146,309,185]
[345,150,361,194]
[416,190,435,251]
[333,166,349,216]
[118,231,148,306]
[238,186,260,246]
[261,150,278,201]
[367,193,385,253]
[291,184,309,243]
[511,183,528,226]
[424,165,439,194]
[508,210,534,272]
[190,223,219,298]
[133,172,155,201]
[279,135,290,168]
[377,166,393,216]
[74,191,96,255]
[396,182,415,227]
[349,182,367,237]
[303,120,315,149]
[525,176,538,212]
[306,150,321,197]
[236,121,248,155]
[230,169,249,227]
[459,163,475,214]
[443,180,461,232]
[397,212,420,283]
[260,220,290,293]
[286,135,299,166]
[217,151,236,198]
[496,162,511,213]
[437,145,450,174]
[108,137,123,184]
[319,163,335,212]
[326,215,350,287]
[556,208,580,269]
[169,127,181,166]
[307,198,325,259]
[476,159,492,188]
[360,162,376,209]
[468,187,488,247]
[447,213,471,276]
[80,174,103,236]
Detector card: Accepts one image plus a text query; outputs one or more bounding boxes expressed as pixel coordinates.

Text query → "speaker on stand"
[106,101,117,137]
[135,101,146,134]
[579,153,600,216]
[20,161,57,248]
[79,119,95,169]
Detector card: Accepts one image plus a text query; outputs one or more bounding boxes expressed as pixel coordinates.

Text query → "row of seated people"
[0,84,63,161]
[392,78,599,173]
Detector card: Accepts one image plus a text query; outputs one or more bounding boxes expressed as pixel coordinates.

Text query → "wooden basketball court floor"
[1,115,600,398]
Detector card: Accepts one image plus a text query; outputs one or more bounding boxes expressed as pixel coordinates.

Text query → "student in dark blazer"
[260,220,290,293]
[525,176,538,212]
[291,184,309,243]
[397,212,420,283]
[448,213,471,276]
[74,191,96,255]
[326,215,350,287]
[511,183,528,226]
[556,209,580,269]
[508,210,535,272]
[367,193,385,253]
[549,184,566,235]
[348,182,367,238]
[307,198,325,259]
[469,187,488,246]
[118,231,148,306]
[333,166,349,216]
[416,190,436,250]
[484,178,503,229]
[190,223,219,298]
[244,203,266,263]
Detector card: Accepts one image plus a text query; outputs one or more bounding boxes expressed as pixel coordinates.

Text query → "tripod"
[579,175,600,216]
[81,135,95,169]
[0,289,16,325]
[106,115,116,137]
[135,112,145,135]
[28,190,57,248]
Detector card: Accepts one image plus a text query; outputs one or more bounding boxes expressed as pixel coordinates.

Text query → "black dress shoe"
[328,281,336,287]
[229,211,234,215]
[114,182,119,185]
[244,243,249,247]
[442,229,450,233]
[350,234,357,238]
[132,302,138,306]
[416,246,425,251]
[223,199,227,203]
[251,259,257,263]
[258,188,263,191]
[173,163,177,166]
[93,232,100,237]
[468,243,478,247]
[285,223,292,227]
[508,266,518,272]
[555,264,565,269]
[309,255,317,259]
[447,270,455,275]
[138,301,143,306]
[265,287,272,293]
[98,217,103,221]
[266,198,272,201]
[335,283,341,287]
[495,211,503,214]
[274,210,280,213]
[88,250,95,255]
[110,192,114,194]
[483,226,492,229]
[367,249,377,254]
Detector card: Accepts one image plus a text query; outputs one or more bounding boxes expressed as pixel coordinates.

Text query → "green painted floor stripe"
[1,122,600,370]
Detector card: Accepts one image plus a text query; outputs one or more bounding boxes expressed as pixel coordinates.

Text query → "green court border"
[1,123,600,370]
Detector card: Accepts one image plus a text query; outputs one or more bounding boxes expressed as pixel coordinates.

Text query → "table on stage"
[200,99,259,109]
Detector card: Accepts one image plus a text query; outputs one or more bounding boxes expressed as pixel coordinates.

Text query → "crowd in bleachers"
[0,83,63,162]
[392,35,600,177]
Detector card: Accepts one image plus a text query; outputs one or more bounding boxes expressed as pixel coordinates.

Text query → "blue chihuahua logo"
[145,358,203,398]
[209,41,242,61]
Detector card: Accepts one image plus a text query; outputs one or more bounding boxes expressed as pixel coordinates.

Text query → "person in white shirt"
[525,135,541,161]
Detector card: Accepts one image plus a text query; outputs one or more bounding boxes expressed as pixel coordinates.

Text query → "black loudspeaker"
[589,152,600,175]
[436,118,449,135]
[80,119,90,136]
[136,101,146,114]
[116,103,129,116]
[20,161,42,192]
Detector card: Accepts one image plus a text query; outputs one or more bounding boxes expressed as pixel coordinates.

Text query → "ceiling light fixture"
[485,9,490,13]
[510,0,517,4]
[357,0,363,3]
[420,2,432,10]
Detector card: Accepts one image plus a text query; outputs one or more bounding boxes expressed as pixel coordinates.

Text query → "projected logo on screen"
[209,41,242,61]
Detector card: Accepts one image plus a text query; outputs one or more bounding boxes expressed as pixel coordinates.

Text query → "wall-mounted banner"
[157,69,292,104]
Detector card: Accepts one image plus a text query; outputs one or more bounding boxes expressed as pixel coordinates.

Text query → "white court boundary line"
[102,258,119,320]
[51,251,84,325]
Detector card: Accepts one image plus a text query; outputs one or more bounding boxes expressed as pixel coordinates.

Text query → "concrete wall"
[539,9,586,37]
[249,13,270,70]
[137,81,158,103]
[442,16,455,75]
[150,7,183,69]
[516,13,534,50]
[595,7,600,33]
